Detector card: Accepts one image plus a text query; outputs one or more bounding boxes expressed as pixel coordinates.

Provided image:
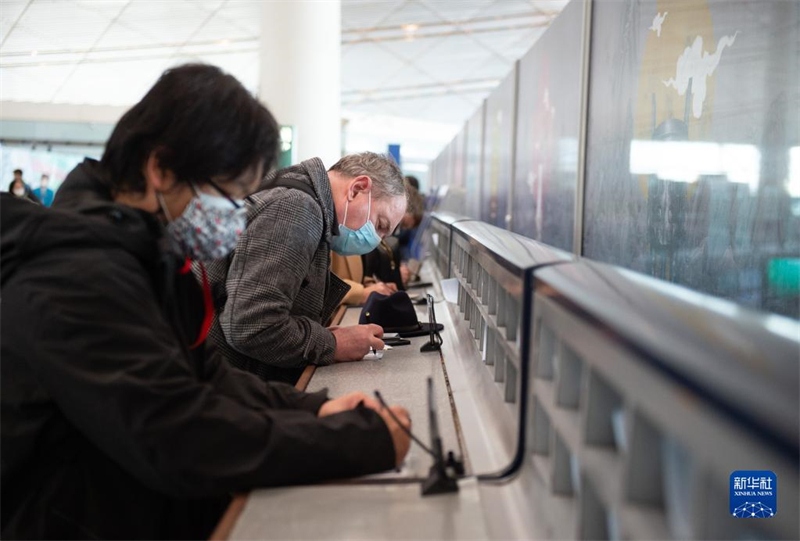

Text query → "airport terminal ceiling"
[0,0,569,168]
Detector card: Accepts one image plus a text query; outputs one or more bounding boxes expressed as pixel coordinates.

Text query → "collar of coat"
[252,157,338,239]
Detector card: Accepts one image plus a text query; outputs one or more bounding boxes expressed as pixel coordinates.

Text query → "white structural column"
[259,0,342,167]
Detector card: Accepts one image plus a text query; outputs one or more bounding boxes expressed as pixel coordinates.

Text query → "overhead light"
[30,50,37,56]
[401,23,419,41]
[216,39,231,46]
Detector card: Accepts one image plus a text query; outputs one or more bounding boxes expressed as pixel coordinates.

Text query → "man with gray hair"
[205,152,407,384]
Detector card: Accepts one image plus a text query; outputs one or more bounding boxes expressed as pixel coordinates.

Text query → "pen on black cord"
[365,311,376,355]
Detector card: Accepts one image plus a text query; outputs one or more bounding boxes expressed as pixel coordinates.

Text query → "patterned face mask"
[158,184,246,261]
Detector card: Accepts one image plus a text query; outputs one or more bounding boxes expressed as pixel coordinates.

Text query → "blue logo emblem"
[730,470,777,518]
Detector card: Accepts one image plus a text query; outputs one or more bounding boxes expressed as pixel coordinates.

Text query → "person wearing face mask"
[8,169,41,204]
[0,64,411,540]
[205,152,408,384]
[32,173,55,207]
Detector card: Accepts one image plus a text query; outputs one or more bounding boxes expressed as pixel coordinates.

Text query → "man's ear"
[348,175,372,200]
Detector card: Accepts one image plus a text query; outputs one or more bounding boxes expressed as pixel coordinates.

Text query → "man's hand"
[361,281,397,302]
[319,392,411,468]
[317,391,382,417]
[377,405,411,467]
[330,324,384,362]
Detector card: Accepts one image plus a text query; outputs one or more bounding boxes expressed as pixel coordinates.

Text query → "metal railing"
[428,215,799,539]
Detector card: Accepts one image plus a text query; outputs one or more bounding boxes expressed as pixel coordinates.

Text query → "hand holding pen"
[365,312,383,358]
[329,318,384,362]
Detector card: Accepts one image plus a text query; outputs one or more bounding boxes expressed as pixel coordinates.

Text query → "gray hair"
[328,151,406,201]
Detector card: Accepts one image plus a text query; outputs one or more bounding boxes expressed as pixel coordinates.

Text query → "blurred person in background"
[331,250,398,305]
[8,169,40,204]
[362,236,406,290]
[32,173,55,207]
[1,64,410,540]
[404,174,419,192]
[396,175,426,281]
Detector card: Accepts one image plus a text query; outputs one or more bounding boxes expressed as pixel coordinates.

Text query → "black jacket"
[0,159,395,540]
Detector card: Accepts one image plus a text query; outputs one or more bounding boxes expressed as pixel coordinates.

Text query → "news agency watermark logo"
[730,471,777,518]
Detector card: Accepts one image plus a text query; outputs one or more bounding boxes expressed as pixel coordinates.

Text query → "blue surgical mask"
[331,191,381,256]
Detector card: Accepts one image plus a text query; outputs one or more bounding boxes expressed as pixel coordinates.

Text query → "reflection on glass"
[465,105,484,220]
[630,141,760,190]
[482,71,515,229]
[583,0,799,319]
[788,147,800,199]
[511,0,583,251]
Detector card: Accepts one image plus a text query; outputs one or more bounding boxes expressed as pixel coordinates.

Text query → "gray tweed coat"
[204,158,350,383]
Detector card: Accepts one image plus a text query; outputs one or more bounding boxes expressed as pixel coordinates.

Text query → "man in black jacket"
[0,64,410,540]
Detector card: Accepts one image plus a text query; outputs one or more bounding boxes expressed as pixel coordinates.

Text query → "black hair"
[101,63,279,193]
[13,169,22,176]
[404,175,420,191]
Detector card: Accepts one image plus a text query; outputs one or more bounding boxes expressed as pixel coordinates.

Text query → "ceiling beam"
[342,10,558,35]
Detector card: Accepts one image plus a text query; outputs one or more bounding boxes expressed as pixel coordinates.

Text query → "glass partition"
[465,102,485,220]
[583,0,800,318]
[481,67,517,229]
[511,0,584,252]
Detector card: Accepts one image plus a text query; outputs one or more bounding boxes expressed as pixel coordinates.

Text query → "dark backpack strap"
[267,177,317,200]
[253,174,328,249]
